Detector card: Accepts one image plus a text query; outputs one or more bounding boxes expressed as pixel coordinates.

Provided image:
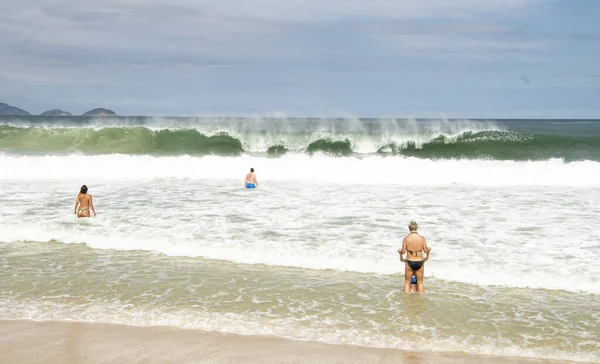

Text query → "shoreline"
[0,319,584,364]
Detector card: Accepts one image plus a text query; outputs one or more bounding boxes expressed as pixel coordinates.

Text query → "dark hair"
[80,185,88,194]
[250,168,254,172]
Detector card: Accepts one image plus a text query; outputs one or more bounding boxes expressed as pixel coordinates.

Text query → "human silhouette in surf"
[398,221,431,293]
[245,168,258,189]
[74,185,96,218]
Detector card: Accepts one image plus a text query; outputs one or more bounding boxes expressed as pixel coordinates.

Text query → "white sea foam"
[0,154,599,186]
[0,159,599,294]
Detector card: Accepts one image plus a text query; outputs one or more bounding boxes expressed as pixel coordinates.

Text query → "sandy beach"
[0,319,583,364]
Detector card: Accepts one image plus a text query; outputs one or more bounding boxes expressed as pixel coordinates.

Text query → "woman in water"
[398,221,431,294]
[74,185,96,218]
[398,254,419,293]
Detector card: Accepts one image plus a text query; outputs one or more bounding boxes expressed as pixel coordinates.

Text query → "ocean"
[0,116,599,362]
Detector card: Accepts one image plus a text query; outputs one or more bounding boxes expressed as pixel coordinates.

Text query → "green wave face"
[1,126,599,160]
[0,126,244,156]
[386,131,600,161]
[307,139,353,156]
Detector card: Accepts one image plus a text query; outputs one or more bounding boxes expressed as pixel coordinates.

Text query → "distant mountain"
[0,102,31,116]
[82,108,117,116]
[41,109,73,116]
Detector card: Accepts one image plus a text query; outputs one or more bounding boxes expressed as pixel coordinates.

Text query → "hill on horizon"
[41,109,74,116]
[82,108,117,116]
[0,102,31,116]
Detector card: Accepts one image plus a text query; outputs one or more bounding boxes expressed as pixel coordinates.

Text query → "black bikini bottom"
[407,260,424,271]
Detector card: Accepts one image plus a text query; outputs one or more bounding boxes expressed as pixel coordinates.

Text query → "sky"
[0,0,599,118]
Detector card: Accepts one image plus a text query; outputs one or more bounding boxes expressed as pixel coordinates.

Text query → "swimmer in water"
[245,167,258,189]
[398,251,418,293]
[398,221,431,294]
[73,185,96,218]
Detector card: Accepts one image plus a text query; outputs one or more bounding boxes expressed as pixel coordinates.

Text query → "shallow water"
[1,177,599,362]
[1,117,599,362]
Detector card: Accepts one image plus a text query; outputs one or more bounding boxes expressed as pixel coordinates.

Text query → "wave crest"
[0,118,598,161]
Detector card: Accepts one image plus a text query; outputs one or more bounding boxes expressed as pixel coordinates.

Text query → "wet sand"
[0,319,582,364]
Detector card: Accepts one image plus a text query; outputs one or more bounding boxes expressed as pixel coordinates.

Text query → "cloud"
[0,0,550,71]
[403,35,548,52]
[1,0,545,31]
[179,0,542,21]
[367,22,524,37]
[0,1,292,81]
[1,3,285,51]
[364,31,552,62]
[0,0,547,53]
[4,0,586,117]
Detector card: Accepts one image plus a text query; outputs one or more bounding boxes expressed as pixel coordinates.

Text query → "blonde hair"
[408,221,418,232]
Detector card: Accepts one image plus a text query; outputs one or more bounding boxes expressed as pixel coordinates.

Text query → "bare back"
[245,173,257,184]
[403,232,428,260]
[74,193,95,218]
[77,194,91,209]
[399,224,431,294]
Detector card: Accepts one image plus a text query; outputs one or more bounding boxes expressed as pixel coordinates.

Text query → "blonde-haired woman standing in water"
[398,221,431,294]
[74,185,96,218]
